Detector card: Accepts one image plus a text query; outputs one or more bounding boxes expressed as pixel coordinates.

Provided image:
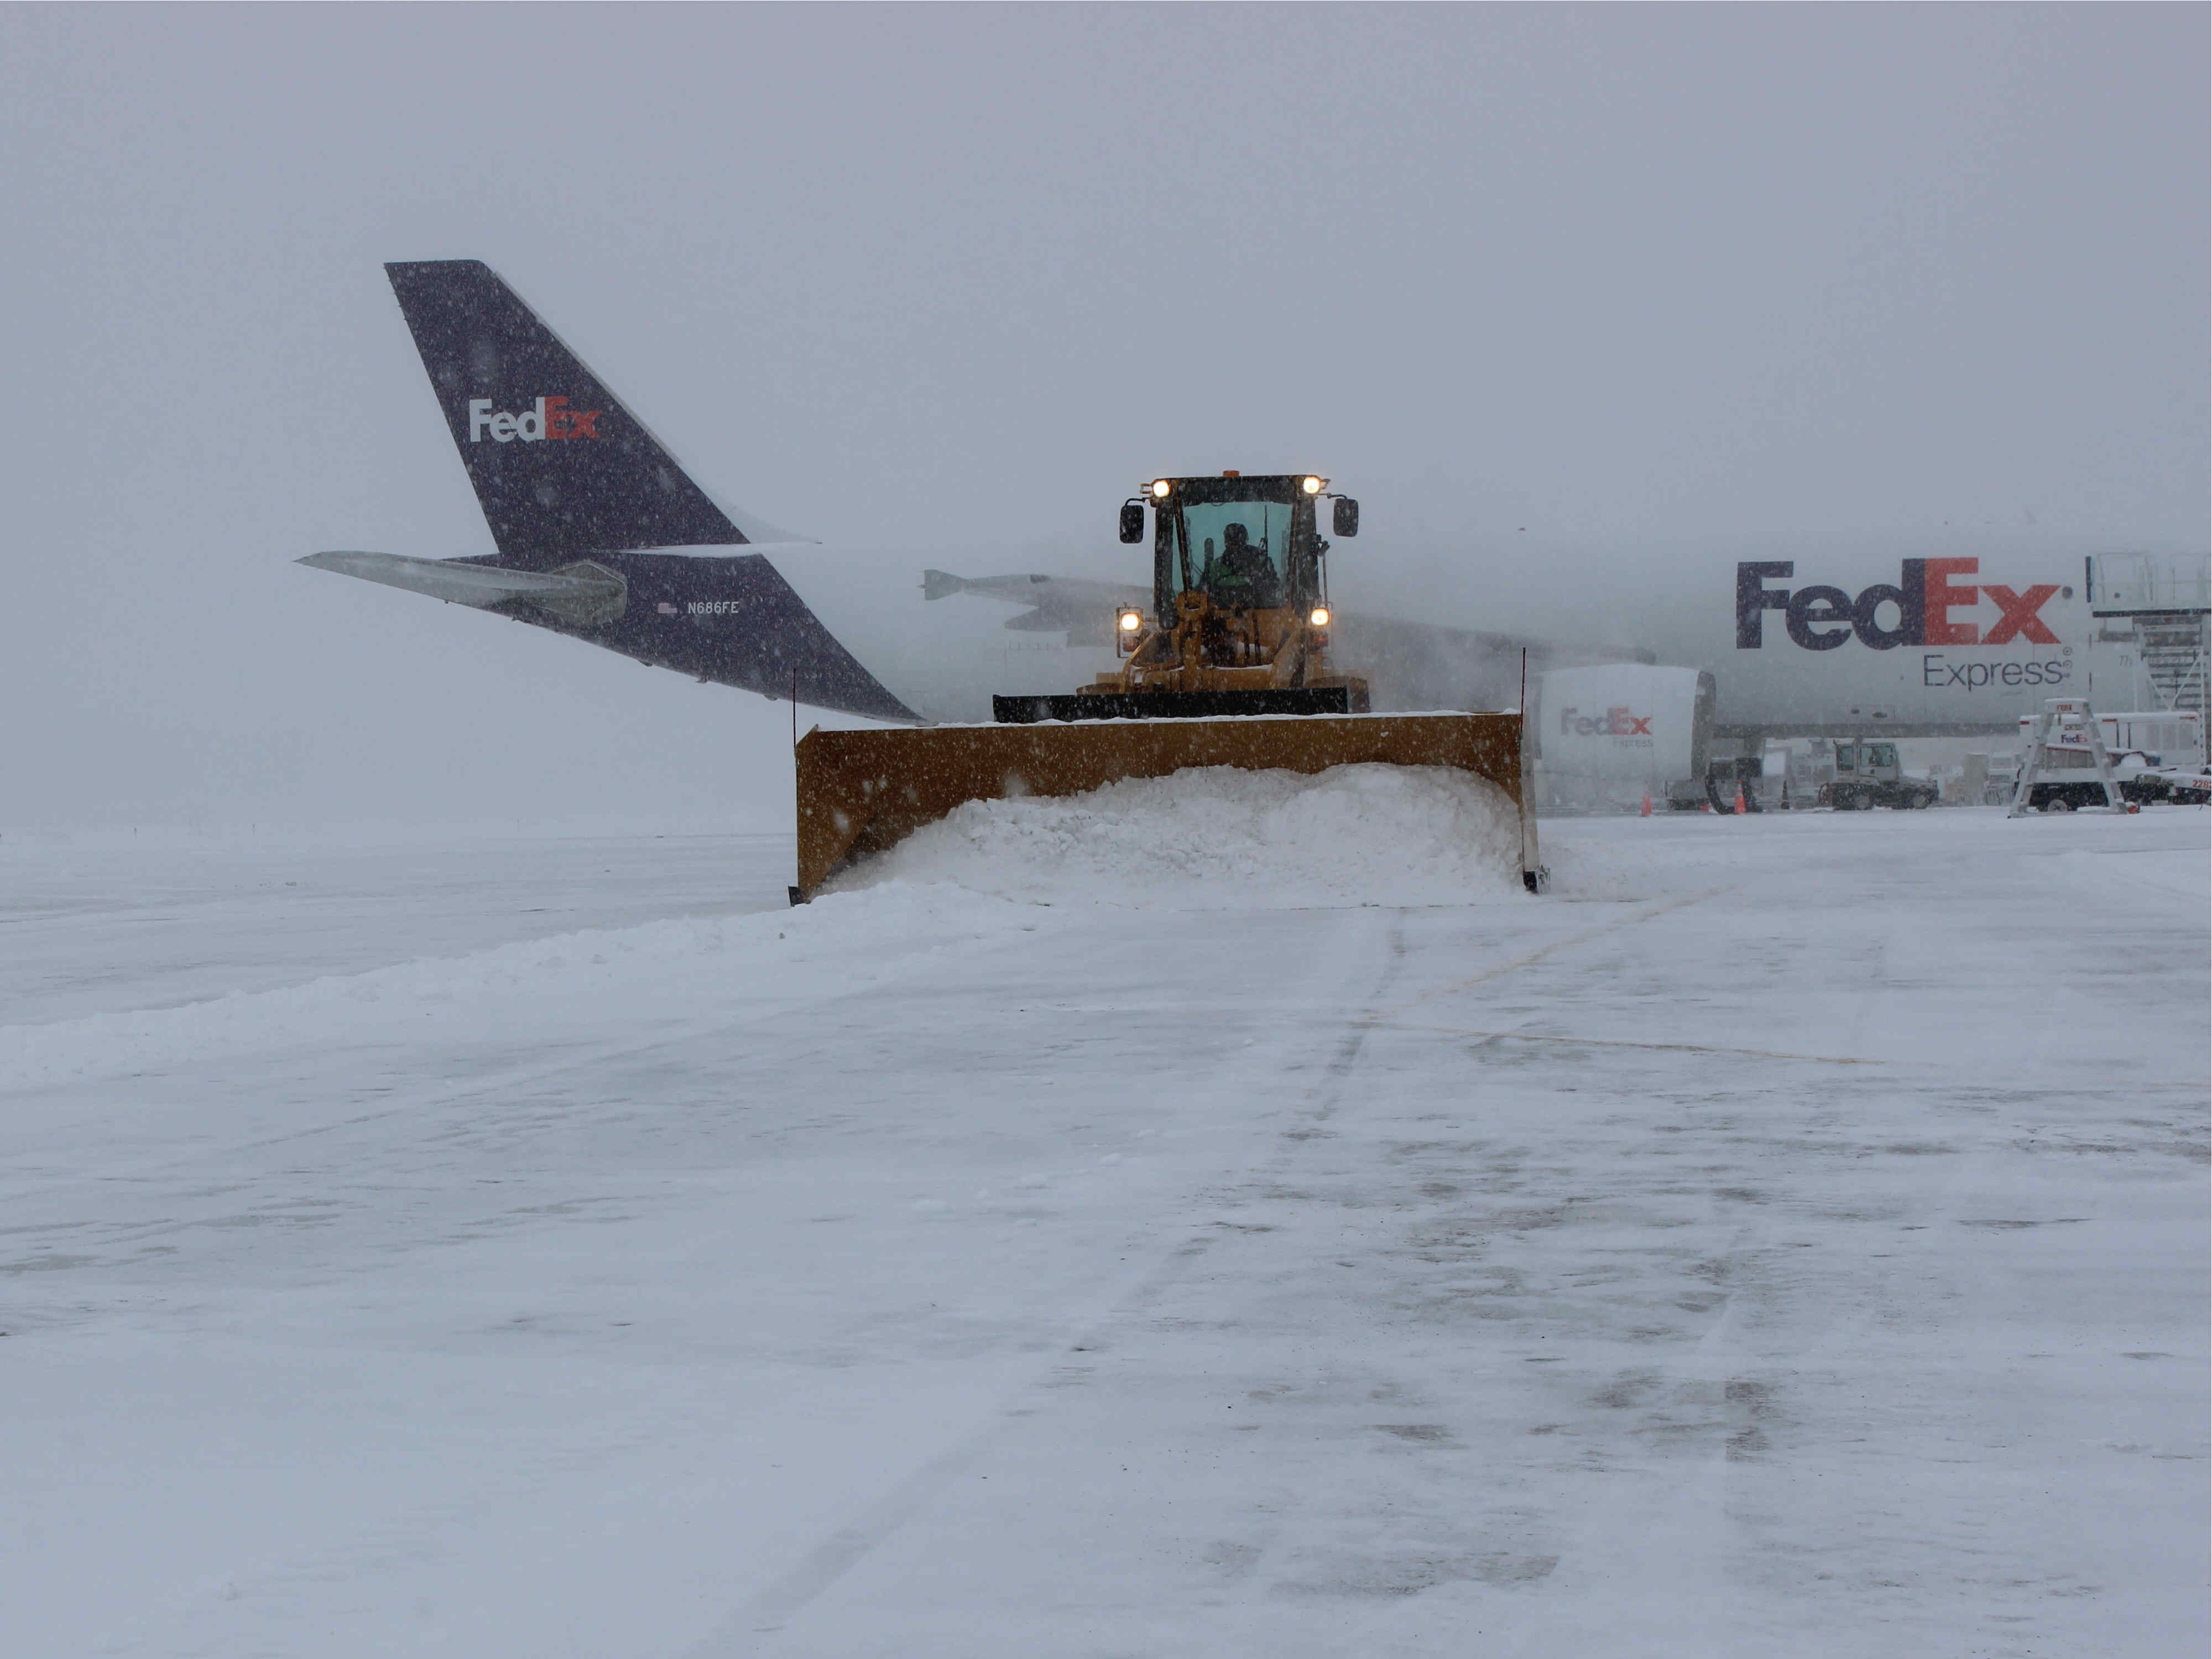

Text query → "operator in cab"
[1201,521,1282,609]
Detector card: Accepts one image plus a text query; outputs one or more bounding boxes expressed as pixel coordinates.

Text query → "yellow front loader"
[791,473,1542,900]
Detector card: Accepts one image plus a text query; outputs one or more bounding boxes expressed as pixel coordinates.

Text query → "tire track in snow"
[689,894,1723,1655]
[680,908,1413,1656]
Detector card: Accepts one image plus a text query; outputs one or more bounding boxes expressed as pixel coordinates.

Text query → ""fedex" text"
[1736,559,2059,651]
[466,397,602,444]
[1558,706,1653,740]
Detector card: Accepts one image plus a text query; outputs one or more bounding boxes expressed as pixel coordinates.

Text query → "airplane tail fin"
[384,260,771,567]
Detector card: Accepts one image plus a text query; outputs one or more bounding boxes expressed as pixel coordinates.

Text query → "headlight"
[1118,610,1142,632]
[1302,476,1324,495]
[1309,607,1331,627]
[1150,479,1171,499]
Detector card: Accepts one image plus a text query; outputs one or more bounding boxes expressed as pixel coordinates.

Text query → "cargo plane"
[304,262,2204,805]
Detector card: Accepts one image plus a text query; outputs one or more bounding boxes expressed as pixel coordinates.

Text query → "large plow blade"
[792,711,1541,901]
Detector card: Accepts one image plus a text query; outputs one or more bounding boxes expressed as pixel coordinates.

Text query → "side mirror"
[1118,502,1145,544]
[1332,497,1359,537]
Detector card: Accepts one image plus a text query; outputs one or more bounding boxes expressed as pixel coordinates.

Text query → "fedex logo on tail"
[467,397,602,443]
[1736,560,2059,651]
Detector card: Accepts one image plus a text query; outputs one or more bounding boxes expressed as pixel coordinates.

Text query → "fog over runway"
[2,801,2203,1656]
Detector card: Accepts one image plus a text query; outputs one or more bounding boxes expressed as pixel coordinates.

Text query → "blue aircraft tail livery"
[383,259,748,566]
[306,262,918,724]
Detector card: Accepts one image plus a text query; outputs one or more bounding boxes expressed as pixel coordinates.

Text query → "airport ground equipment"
[791,474,1540,900]
[2125,767,2212,806]
[2008,709,2205,805]
[2008,698,2131,815]
[1819,740,1937,810]
[2106,760,2212,806]
[2085,554,2208,760]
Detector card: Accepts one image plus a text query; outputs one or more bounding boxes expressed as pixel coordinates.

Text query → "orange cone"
[1640,789,1653,817]
[1735,782,1749,815]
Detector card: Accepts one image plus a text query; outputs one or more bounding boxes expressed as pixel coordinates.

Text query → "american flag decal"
[656,601,679,615]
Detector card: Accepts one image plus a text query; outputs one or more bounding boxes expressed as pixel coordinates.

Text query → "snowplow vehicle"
[791,473,1542,900]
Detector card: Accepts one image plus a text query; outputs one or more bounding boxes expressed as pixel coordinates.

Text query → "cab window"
[1170,500,1287,608]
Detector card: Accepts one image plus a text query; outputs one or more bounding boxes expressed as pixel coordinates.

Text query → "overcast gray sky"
[3,3,2203,829]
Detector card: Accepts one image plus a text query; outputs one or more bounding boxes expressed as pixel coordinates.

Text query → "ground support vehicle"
[1819,740,1937,810]
[2007,708,2207,807]
[2121,765,2212,806]
[2060,756,2212,809]
[2008,697,2141,816]
[2143,770,2212,806]
[792,474,1539,899]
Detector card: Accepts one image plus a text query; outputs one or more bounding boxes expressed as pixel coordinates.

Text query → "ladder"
[2086,554,2210,762]
[2137,613,2207,716]
[2008,697,2127,817]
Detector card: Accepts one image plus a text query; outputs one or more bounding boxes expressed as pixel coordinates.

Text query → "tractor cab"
[1129,473,1355,622]
[1027,472,1370,719]
[1833,740,1901,779]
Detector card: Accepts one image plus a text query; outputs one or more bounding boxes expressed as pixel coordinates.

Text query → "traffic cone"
[1734,782,1749,815]
[1640,789,1653,817]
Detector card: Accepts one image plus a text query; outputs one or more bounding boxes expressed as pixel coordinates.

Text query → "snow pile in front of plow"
[833,763,1526,907]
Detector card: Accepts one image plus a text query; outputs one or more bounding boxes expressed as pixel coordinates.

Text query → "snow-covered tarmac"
[3,797,2205,1657]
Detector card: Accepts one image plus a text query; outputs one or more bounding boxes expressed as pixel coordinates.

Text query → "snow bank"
[831,763,1526,908]
[1,766,1525,1094]
[0,884,1041,1095]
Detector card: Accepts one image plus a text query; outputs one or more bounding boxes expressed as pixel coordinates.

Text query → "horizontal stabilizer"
[920,569,969,602]
[299,551,627,625]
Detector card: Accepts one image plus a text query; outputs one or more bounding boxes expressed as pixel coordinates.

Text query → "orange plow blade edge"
[791,711,1542,901]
